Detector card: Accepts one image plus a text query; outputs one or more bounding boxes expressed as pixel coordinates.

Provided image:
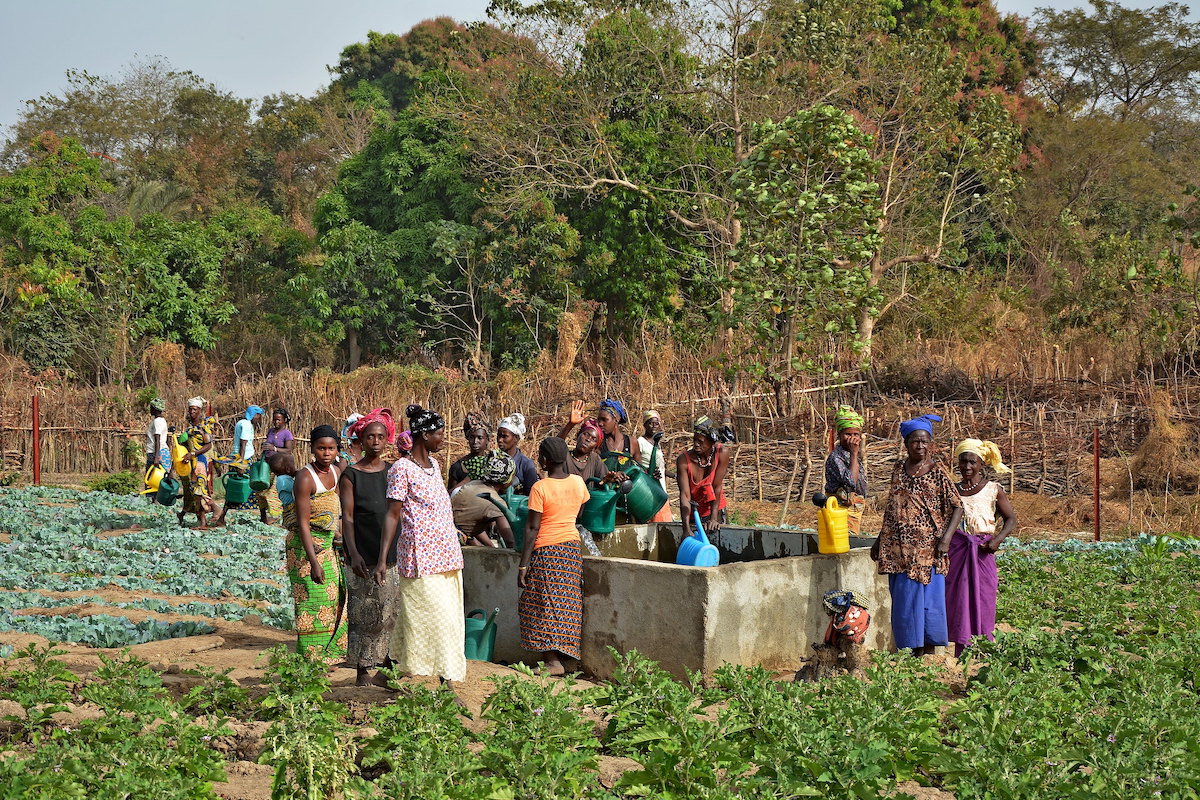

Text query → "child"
[268,451,297,516]
[517,436,590,676]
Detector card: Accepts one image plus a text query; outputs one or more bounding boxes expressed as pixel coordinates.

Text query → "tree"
[731,107,883,383]
[1033,0,1200,118]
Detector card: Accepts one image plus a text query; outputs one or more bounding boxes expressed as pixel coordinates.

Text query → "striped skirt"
[519,540,584,660]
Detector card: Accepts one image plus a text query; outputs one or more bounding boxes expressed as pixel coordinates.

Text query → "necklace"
[693,449,713,469]
[313,462,332,474]
[958,476,984,494]
[572,451,588,465]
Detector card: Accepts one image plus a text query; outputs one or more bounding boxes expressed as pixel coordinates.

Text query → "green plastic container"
[248,458,271,492]
[156,476,181,506]
[464,608,499,661]
[223,472,252,505]
[480,488,529,550]
[580,477,633,534]
[604,458,668,523]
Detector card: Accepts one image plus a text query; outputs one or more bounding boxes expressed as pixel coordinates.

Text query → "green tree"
[731,107,883,382]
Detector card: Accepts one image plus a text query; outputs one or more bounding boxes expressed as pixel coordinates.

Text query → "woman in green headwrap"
[824,406,868,533]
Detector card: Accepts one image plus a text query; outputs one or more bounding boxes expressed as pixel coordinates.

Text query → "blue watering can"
[676,506,720,567]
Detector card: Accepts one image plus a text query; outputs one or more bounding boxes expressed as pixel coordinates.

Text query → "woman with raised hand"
[340,409,399,686]
[448,412,491,493]
[518,436,591,676]
[872,414,963,656]
[948,438,1018,657]
[287,425,348,664]
[376,405,466,689]
[496,412,539,495]
[560,399,641,466]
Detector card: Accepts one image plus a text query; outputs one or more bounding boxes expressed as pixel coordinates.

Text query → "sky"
[0,0,1193,132]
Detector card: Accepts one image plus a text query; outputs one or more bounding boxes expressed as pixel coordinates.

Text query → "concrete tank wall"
[461,525,894,681]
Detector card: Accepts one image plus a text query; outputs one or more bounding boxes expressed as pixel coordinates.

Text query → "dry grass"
[1129,391,1200,493]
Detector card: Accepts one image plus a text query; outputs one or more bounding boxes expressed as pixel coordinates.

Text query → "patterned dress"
[386,457,466,682]
[285,464,348,663]
[181,415,217,514]
[877,458,962,651]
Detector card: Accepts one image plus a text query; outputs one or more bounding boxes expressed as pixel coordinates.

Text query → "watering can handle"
[691,507,708,544]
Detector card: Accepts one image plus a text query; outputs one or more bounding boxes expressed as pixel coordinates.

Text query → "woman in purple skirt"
[948,439,1018,656]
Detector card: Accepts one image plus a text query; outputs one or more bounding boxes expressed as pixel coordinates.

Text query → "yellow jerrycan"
[817,495,850,554]
[170,431,192,478]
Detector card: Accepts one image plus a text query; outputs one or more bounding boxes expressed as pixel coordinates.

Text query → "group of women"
[211,397,683,685]
[826,407,1018,656]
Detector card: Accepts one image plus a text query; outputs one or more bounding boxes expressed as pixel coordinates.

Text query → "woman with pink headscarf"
[339,408,400,685]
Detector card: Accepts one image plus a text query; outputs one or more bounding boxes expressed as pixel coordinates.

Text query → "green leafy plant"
[82,470,141,495]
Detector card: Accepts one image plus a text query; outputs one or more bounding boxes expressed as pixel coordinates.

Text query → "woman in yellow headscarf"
[947,438,1018,657]
[825,406,868,533]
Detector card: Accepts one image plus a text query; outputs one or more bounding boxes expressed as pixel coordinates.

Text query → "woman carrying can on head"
[871,415,963,656]
[947,438,1018,657]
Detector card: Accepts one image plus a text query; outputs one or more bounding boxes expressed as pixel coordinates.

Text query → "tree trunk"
[347,327,361,371]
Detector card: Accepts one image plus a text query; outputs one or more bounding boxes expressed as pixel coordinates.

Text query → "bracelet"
[518,566,528,571]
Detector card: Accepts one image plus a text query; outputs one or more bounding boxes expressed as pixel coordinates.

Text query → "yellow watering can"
[170,431,192,478]
[141,464,166,495]
[814,494,850,554]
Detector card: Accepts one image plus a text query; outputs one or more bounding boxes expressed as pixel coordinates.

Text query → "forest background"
[5,0,1200,521]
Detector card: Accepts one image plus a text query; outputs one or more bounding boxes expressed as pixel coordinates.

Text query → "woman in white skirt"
[375,404,466,688]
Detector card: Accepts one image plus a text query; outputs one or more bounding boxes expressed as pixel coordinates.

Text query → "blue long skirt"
[888,569,948,650]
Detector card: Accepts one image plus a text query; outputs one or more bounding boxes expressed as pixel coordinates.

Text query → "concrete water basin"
[462,523,893,680]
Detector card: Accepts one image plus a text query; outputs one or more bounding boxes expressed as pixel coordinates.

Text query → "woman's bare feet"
[541,654,566,677]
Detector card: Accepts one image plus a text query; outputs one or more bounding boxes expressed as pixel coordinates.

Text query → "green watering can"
[248,458,271,492]
[480,486,529,550]
[580,477,633,534]
[222,472,252,505]
[156,475,181,506]
[603,454,669,523]
[464,608,499,661]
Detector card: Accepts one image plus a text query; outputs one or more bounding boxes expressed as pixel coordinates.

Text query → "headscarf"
[539,435,570,466]
[463,411,490,436]
[186,396,206,409]
[396,431,413,454]
[244,405,266,421]
[465,449,516,484]
[642,409,661,422]
[899,414,942,440]
[693,416,719,442]
[498,412,526,438]
[273,408,291,424]
[953,438,1012,475]
[600,398,628,424]
[349,407,396,443]
[310,425,340,446]
[834,405,864,432]
[406,404,445,436]
[341,412,364,440]
[148,398,166,412]
[579,418,602,440]
[823,589,869,614]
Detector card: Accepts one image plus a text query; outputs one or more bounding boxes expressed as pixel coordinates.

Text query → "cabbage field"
[0,486,292,650]
[1,486,1199,799]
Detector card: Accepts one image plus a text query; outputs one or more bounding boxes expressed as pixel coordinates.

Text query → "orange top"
[528,474,589,549]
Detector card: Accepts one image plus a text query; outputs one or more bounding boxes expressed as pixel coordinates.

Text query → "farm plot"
[0,486,292,649]
[1,486,1199,799]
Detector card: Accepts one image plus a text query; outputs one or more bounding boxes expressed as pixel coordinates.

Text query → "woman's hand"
[372,561,389,587]
[981,536,1003,554]
[310,560,326,585]
[569,400,586,425]
[935,534,952,560]
[348,551,370,579]
[869,536,881,561]
[517,565,529,589]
